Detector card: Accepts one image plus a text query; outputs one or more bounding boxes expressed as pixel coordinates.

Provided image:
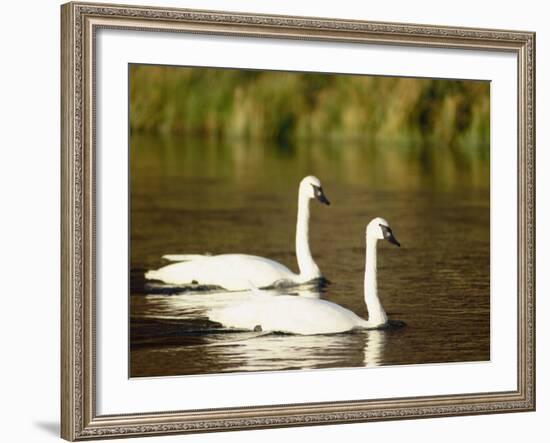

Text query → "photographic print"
[129,64,490,377]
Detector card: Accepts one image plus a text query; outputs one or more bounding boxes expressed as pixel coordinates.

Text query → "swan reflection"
[363,329,385,368]
[199,327,386,372]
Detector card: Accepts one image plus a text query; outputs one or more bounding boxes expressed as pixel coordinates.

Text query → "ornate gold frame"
[61,2,536,440]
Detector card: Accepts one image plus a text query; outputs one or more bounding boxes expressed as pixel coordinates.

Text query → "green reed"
[129,65,489,149]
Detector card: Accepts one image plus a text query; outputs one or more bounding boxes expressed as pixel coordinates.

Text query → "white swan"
[208,217,401,335]
[145,176,330,291]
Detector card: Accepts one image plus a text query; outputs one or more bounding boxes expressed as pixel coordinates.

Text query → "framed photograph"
[61,1,535,440]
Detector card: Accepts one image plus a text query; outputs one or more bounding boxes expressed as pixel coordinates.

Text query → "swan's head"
[299,175,330,205]
[367,217,400,247]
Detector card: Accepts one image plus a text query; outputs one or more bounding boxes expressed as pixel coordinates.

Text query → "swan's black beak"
[312,185,330,205]
[380,224,400,247]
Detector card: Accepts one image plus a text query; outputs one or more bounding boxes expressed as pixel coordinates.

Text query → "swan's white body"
[209,295,371,334]
[145,176,329,291]
[208,218,400,334]
[147,254,304,290]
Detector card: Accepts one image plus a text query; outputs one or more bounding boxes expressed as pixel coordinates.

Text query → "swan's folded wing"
[147,254,296,290]
[162,254,208,262]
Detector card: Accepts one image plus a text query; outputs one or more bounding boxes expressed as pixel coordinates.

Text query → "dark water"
[130,133,490,377]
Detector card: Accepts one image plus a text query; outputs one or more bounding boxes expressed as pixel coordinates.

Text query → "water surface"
[130,134,490,377]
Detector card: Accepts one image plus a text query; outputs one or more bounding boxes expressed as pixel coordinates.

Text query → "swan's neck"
[295,193,321,281]
[364,237,388,327]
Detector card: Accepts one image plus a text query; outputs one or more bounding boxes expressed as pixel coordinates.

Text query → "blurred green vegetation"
[129,64,489,148]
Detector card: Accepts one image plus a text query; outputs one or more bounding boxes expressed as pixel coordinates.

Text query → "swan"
[207,217,401,335]
[145,175,330,291]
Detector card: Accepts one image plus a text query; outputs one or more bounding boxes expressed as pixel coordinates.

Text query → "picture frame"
[61,1,536,440]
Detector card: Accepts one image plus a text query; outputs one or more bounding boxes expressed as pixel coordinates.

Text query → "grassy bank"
[130,64,490,148]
